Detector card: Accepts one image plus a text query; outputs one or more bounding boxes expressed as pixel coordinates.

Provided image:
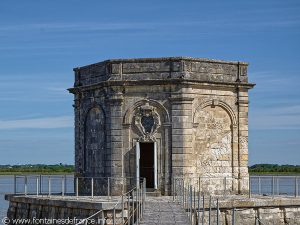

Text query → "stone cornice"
[74,56,248,70]
[68,79,255,94]
[71,57,252,90]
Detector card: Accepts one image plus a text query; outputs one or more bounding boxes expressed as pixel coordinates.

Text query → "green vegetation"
[249,164,300,175]
[0,164,74,175]
[1,164,299,175]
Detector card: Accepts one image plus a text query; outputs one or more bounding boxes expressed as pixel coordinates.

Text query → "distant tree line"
[0,164,74,174]
[249,164,300,174]
[0,164,299,174]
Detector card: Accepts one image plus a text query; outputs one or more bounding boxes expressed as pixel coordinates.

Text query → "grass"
[249,171,300,175]
[1,164,299,176]
[0,164,74,175]
[0,171,74,175]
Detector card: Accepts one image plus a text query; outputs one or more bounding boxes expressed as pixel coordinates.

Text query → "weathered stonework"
[5,195,130,225]
[68,57,255,195]
[6,195,300,225]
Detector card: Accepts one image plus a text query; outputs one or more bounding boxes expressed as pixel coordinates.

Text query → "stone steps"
[146,191,161,197]
[140,197,189,225]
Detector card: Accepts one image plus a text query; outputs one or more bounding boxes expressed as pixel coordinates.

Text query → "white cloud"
[249,70,300,130]
[251,114,300,130]
[0,116,73,129]
[250,104,300,130]
[0,22,156,33]
[0,15,298,37]
[0,73,72,102]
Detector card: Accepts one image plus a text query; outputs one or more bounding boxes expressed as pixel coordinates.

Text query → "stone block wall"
[5,195,133,225]
[6,195,300,225]
[190,197,300,225]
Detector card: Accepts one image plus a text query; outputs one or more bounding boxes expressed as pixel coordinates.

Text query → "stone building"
[68,57,255,195]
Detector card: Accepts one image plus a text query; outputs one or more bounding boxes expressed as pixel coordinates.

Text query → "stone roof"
[70,57,254,90]
[74,57,248,71]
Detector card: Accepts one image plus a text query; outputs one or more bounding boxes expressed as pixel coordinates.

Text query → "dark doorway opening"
[139,142,154,188]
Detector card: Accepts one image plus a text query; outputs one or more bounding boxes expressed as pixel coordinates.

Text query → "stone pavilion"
[68,57,255,195]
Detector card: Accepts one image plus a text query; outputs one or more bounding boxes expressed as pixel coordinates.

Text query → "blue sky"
[0,0,299,165]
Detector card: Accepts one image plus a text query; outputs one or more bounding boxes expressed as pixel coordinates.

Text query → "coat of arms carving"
[134,102,161,141]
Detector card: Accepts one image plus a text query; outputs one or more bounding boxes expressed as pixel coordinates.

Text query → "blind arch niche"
[84,107,105,176]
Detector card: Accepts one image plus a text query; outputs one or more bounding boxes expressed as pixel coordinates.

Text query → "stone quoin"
[68,57,255,195]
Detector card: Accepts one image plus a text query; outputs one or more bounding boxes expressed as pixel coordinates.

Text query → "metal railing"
[173,178,222,225]
[172,176,250,197]
[172,177,290,225]
[13,175,146,225]
[14,175,73,196]
[172,175,300,199]
[14,175,139,198]
[14,175,300,198]
[172,179,255,225]
[74,178,146,225]
[250,175,299,197]
[255,216,266,225]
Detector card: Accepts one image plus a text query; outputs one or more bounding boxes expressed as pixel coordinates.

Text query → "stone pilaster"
[74,92,82,176]
[163,123,171,195]
[232,124,239,193]
[105,90,124,194]
[107,96,124,173]
[170,94,194,179]
[238,90,250,194]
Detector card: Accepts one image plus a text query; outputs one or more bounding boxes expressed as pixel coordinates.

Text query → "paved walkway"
[140,197,189,225]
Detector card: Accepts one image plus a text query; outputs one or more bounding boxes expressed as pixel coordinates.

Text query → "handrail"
[75,209,104,225]
[13,175,147,224]
[173,175,299,198]
[172,178,293,225]
[13,175,141,197]
[173,177,215,224]
[255,216,267,225]
[73,178,146,225]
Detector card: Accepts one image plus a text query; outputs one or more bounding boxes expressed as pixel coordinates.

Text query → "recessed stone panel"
[122,62,171,73]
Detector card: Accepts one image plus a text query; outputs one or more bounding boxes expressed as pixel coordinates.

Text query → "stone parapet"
[72,57,251,88]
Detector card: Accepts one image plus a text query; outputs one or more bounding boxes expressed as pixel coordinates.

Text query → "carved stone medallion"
[134,102,161,141]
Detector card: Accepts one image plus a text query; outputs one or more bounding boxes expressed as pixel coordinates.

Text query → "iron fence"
[172,176,250,197]
[250,175,299,197]
[13,175,300,198]
[74,178,146,225]
[12,175,146,225]
[172,175,300,198]
[171,176,298,225]
[14,175,139,198]
[173,178,223,225]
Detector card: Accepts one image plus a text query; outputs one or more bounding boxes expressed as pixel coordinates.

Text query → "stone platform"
[5,194,125,225]
[184,195,300,225]
[5,194,300,225]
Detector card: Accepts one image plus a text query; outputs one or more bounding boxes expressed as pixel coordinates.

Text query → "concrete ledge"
[217,195,300,209]
[5,194,122,210]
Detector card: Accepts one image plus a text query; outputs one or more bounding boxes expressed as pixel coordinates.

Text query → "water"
[0,176,13,220]
[250,175,300,196]
[0,175,299,219]
[0,175,74,220]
